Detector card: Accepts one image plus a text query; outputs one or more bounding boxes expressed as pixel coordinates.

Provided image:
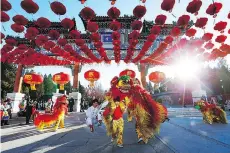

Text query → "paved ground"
[1,112,230,153]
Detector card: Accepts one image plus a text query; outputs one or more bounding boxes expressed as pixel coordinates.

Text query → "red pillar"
[73,63,80,89]
[13,64,23,93]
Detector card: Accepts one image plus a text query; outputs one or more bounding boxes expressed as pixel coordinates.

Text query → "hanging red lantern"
[119,69,136,78]
[18,44,28,51]
[87,22,99,33]
[69,30,81,39]
[186,28,196,37]
[228,13,230,19]
[84,69,100,87]
[12,15,28,26]
[44,41,55,51]
[52,72,70,90]
[1,11,10,22]
[5,38,17,46]
[50,1,66,15]
[131,20,143,30]
[214,21,227,33]
[220,44,230,53]
[25,27,39,40]
[202,33,213,41]
[170,27,181,37]
[1,32,5,43]
[61,18,74,30]
[11,24,24,33]
[177,15,190,27]
[57,38,68,47]
[35,35,48,47]
[150,25,161,35]
[206,2,222,17]
[23,73,43,90]
[110,0,116,5]
[149,71,165,83]
[195,17,208,29]
[75,39,85,46]
[161,0,175,12]
[164,36,174,44]
[64,44,73,52]
[112,31,120,40]
[21,0,39,14]
[2,44,14,52]
[215,35,227,43]
[107,7,120,20]
[1,0,12,12]
[133,5,146,19]
[109,21,121,31]
[36,17,51,28]
[155,15,167,25]
[90,33,100,41]
[204,42,214,50]
[129,31,140,39]
[80,7,96,21]
[186,0,202,15]
[48,30,60,40]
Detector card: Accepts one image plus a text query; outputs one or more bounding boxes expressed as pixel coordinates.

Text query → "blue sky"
[2,0,230,89]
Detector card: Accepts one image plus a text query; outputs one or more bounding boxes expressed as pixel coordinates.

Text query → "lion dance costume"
[34,95,68,131]
[103,75,168,144]
[194,100,227,124]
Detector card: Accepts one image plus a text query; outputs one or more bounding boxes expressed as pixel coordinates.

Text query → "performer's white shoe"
[138,138,143,143]
[117,144,123,148]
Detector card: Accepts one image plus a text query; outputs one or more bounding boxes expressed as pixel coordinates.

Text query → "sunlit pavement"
[1,113,230,153]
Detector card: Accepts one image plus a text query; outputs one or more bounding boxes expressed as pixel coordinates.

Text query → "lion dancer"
[103,96,126,148]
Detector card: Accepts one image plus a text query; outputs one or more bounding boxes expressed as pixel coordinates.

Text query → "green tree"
[1,63,17,99]
[44,74,55,95]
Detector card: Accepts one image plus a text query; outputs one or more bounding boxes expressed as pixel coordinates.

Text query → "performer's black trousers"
[26,106,32,124]
[69,105,73,112]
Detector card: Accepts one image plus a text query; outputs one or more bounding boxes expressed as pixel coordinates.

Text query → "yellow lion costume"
[194,100,228,124]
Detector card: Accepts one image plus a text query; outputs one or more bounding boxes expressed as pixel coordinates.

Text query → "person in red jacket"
[103,96,126,148]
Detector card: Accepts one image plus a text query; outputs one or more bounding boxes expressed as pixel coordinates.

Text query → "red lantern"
[202,33,213,41]
[48,30,60,40]
[87,22,99,33]
[131,20,143,30]
[215,35,227,43]
[36,17,51,28]
[5,38,17,46]
[214,21,227,32]
[150,26,161,35]
[44,41,55,51]
[204,42,214,50]
[107,7,120,20]
[133,5,146,19]
[53,72,70,90]
[112,31,120,40]
[1,11,10,22]
[84,69,100,87]
[68,30,80,39]
[220,44,230,53]
[80,7,95,21]
[155,15,167,25]
[1,0,12,12]
[23,73,43,90]
[18,44,28,51]
[170,27,181,37]
[161,0,175,12]
[177,15,190,27]
[21,0,39,14]
[11,24,24,33]
[206,2,222,17]
[35,35,48,46]
[50,1,66,15]
[164,36,174,44]
[61,18,74,30]
[110,21,121,31]
[186,28,196,37]
[195,17,208,29]
[12,15,28,26]
[149,71,165,83]
[2,44,14,52]
[186,0,202,15]
[228,13,230,19]
[75,39,85,46]
[119,69,136,78]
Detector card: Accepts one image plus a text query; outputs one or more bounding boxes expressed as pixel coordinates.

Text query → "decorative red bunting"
[50,1,66,15]
[21,0,39,14]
